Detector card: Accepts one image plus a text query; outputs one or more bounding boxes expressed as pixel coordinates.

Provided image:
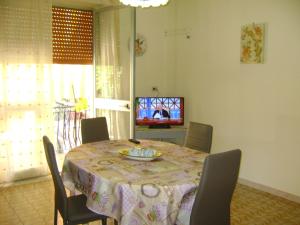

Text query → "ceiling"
[52,0,122,10]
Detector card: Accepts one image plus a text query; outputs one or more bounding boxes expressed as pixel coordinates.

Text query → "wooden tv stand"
[135,126,187,145]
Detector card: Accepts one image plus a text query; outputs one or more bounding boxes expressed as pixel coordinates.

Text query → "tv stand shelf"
[135,126,187,145]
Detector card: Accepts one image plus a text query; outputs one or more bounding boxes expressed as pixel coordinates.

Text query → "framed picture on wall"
[240,23,265,64]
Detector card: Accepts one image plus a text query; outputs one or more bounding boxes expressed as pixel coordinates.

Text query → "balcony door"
[93,7,135,140]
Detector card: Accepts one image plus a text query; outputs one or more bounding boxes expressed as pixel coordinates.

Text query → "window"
[52,7,94,152]
[52,7,93,64]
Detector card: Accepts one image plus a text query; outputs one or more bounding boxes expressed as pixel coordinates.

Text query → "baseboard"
[238,178,300,204]
[0,175,52,188]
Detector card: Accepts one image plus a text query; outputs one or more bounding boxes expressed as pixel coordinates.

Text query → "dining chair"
[190,149,241,225]
[42,136,108,225]
[184,121,213,153]
[81,117,109,144]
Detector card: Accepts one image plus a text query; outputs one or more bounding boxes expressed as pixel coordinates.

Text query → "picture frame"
[240,23,265,64]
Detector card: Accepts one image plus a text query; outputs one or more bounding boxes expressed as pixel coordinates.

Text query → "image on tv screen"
[136,97,184,126]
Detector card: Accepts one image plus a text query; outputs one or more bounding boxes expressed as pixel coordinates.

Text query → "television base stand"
[135,126,187,145]
[149,124,171,129]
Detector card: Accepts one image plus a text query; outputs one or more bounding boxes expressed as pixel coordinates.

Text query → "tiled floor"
[0,178,109,225]
[231,184,300,225]
[0,178,300,225]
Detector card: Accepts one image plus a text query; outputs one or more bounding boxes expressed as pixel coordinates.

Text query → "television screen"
[135,97,184,126]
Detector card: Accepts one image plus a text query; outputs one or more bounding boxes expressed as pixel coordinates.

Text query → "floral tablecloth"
[62,140,207,225]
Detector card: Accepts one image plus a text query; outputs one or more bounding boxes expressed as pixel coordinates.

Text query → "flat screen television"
[135,97,184,128]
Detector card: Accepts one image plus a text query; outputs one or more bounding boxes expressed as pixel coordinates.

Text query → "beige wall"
[174,0,300,196]
[136,2,176,96]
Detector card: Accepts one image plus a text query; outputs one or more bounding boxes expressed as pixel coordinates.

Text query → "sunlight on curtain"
[52,64,93,103]
[0,64,93,183]
[94,8,131,140]
[0,64,54,182]
[0,0,53,183]
[0,0,95,183]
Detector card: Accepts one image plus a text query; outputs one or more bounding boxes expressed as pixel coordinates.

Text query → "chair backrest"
[43,136,68,219]
[185,121,213,153]
[81,117,109,144]
[190,149,241,225]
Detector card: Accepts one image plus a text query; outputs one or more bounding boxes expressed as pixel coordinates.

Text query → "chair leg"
[102,218,107,225]
[54,208,58,225]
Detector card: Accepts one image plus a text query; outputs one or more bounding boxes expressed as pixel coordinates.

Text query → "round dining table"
[61,139,207,225]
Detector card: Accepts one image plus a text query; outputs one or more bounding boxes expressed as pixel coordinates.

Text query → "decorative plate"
[119,148,162,161]
[135,33,147,56]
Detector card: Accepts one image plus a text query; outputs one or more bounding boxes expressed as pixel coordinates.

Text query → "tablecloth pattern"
[61,140,207,225]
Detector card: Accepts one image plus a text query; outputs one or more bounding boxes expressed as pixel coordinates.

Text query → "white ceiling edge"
[52,0,122,10]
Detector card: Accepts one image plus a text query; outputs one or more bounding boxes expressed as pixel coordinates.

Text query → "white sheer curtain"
[52,65,93,103]
[0,0,53,183]
[94,8,130,140]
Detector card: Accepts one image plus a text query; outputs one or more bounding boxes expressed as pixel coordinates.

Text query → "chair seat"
[68,194,107,224]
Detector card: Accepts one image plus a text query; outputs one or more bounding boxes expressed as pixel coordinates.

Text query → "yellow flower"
[75,97,88,112]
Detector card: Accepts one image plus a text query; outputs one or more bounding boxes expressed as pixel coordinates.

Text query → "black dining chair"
[190,149,241,225]
[81,117,109,144]
[43,136,108,225]
[184,121,213,153]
